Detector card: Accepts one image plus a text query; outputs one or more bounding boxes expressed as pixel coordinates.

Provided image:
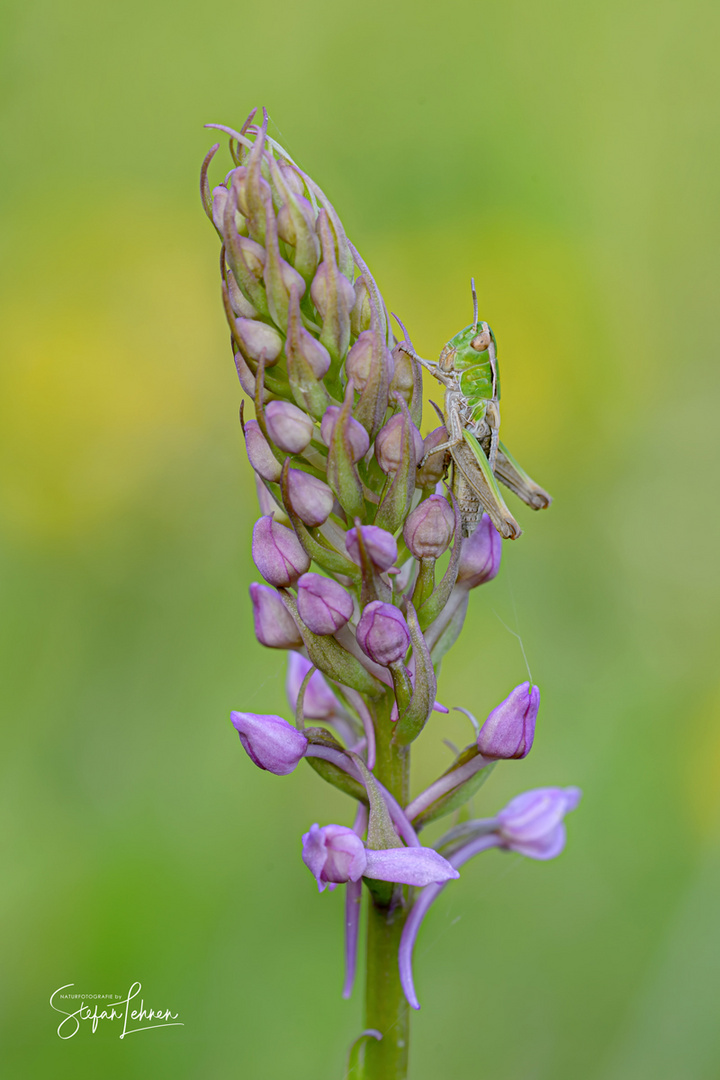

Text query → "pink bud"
[310,265,356,321]
[350,277,372,336]
[252,515,310,586]
[297,573,354,635]
[456,514,502,588]
[245,420,282,482]
[345,330,394,392]
[286,469,334,527]
[375,414,423,475]
[236,234,265,277]
[320,405,370,463]
[345,525,398,572]
[231,711,307,775]
[356,601,410,666]
[289,321,332,379]
[277,159,306,196]
[403,495,456,559]
[286,651,341,721]
[389,342,420,405]
[211,185,229,230]
[250,582,303,648]
[265,401,315,454]
[416,427,449,489]
[234,319,283,365]
[476,682,539,760]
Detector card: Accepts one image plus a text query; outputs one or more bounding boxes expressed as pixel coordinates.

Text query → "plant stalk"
[363,693,410,1079]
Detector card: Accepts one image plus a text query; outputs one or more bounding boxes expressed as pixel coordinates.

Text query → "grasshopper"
[401,281,551,539]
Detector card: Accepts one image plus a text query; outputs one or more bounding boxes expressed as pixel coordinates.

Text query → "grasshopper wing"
[496,442,552,511]
[453,431,522,540]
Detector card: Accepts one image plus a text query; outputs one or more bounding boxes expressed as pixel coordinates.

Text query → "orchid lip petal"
[364,847,459,887]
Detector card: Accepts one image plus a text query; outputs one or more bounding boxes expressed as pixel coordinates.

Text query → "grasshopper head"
[445,321,497,371]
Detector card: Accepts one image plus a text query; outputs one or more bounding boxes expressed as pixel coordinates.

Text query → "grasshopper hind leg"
[495,441,552,511]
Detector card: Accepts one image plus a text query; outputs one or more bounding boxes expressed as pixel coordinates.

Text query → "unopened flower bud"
[250,582,303,648]
[356,601,410,666]
[231,711,308,775]
[375,414,423,475]
[276,202,295,245]
[234,319,283,365]
[320,405,369,463]
[286,651,341,720]
[288,318,332,380]
[255,474,278,517]
[345,525,398,572]
[229,165,250,216]
[403,495,455,559]
[252,514,311,586]
[345,330,394,392]
[227,272,257,319]
[277,158,306,196]
[302,823,367,891]
[265,401,315,454]
[214,183,246,235]
[350,277,373,336]
[477,682,539,760]
[286,469,334,527]
[496,787,582,860]
[456,514,502,588]
[245,419,282,482]
[237,234,266,277]
[297,573,354,635]
[389,342,419,404]
[277,194,314,246]
[211,185,229,230]
[310,264,356,321]
[416,427,449,488]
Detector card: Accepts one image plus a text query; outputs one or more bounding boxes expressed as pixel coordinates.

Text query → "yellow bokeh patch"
[0,200,225,541]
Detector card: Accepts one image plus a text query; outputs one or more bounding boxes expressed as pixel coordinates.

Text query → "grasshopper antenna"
[471,277,479,333]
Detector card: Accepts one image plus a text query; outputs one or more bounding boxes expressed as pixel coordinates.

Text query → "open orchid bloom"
[398,787,582,1009]
[302,823,459,893]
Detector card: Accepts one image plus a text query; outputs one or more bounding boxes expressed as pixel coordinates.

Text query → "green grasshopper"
[401,281,551,539]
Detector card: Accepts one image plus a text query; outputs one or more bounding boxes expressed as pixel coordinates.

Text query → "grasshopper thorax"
[439,321,500,402]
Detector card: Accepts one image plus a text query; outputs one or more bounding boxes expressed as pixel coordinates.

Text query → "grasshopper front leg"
[418,391,466,465]
[397,342,454,387]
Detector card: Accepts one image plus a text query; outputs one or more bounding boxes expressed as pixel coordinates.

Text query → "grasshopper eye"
[470,330,492,352]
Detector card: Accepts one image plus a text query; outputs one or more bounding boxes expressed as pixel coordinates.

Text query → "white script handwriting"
[49,982,183,1039]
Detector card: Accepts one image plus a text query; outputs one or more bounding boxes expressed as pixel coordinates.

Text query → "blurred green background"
[2,0,719,1076]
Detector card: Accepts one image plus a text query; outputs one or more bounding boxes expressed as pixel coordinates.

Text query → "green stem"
[363,693,410,1080]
